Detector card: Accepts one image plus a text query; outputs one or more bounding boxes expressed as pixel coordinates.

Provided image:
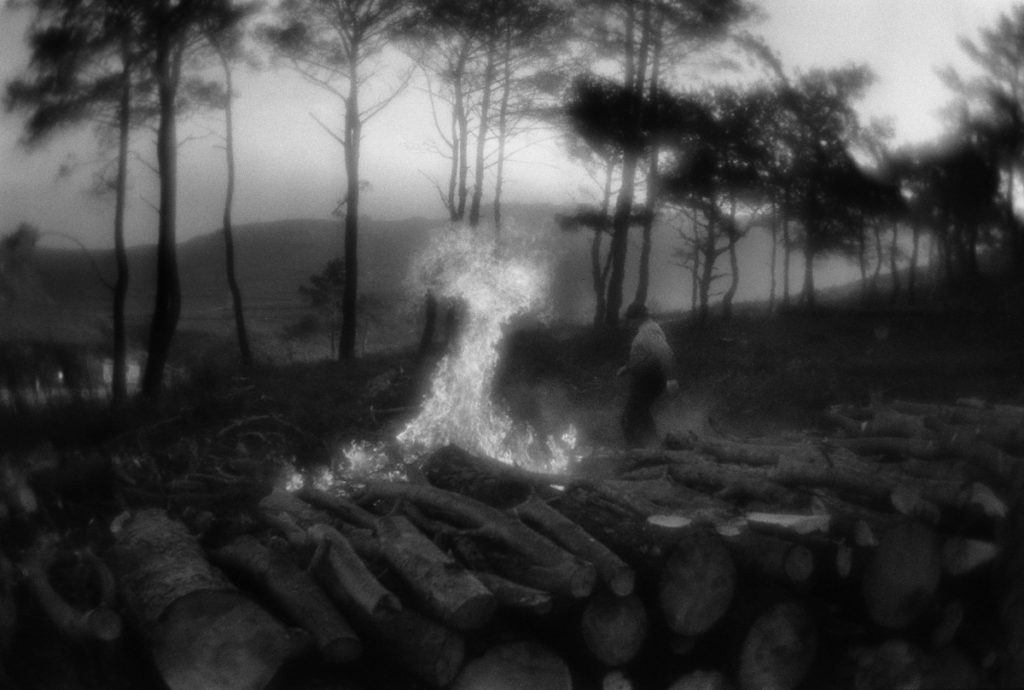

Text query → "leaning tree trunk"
[111,44,131,406]
[218,51,252,369]
[468,36,496,229]
[605,150,640,331]
[341,56,361,362]
[141,35,182,398]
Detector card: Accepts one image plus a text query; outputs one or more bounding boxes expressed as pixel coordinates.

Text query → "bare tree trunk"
[908,221,920,303]
[721,198,740,320]
[889,223,901,303]
[468,36,497,228]
[141,29,182,398]
[341,53,361,361]
[111,43,131,406]
[768,201,778,313]
[607,150,639,329]
[592,159,615,330]
[633,19,663,308]
[219,52,252,369]
[801,243,815,308]
[782,203,791,307]
[872,222,884,297]
[493,26,513,237]
[605,0,649,331]
[857,223,868,301]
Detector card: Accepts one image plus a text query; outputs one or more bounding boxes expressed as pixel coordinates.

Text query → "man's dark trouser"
[622,366,666,447]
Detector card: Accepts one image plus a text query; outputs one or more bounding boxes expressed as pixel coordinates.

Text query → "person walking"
[617,303,679,447]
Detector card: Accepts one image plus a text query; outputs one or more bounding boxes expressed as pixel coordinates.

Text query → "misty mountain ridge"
[7,202,869,332]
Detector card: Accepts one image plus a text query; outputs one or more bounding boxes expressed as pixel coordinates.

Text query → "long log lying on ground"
[469,571,553,616]
[112,509,306,690]
[512,494,635,596]
[263,493,466,688]
[890,399,1024,428]
[620,443,969,519]
[261,490,401,618]
[360,481,596,599]
[306,524,401,618]
[208,535,361,663]
[826,408,1024,486]
[374,515,496,631]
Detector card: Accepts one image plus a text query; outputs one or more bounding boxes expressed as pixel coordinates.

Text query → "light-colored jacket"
[627,318,676,379]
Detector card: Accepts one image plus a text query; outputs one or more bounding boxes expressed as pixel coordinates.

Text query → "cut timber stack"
[33,396,1016,689]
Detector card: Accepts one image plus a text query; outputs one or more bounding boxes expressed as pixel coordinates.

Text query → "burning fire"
[282,222,578,493]
[398,224,576,472]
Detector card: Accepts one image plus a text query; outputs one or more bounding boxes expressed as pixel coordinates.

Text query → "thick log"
[830,436,943,460]
[512,494,635,596]
[663,459,800,506]
[737,600,817,690]
[304,525,463,688]
[209,535,361,663]
[296,485,378,528]
[422,445,568,507]
[360,481,596,599]
[667,669,735,690]
[658,528,737,636]
[580,592,648,667]
[262,488,402,619]
[722,532,814,586]
[353,605,466,688]
[852,640,981,690]
[112,509,306,690]
[860,409,933,439]
[551,480,695,571]
[374,515,496,630]
[607,444,968,519]
[891,398,1024,428]
[470,571,553,616]
[451,641,572,690]
[307,524,401,619]
[853,639,925,690]
[862,521,942,629]
[940,537,999,577]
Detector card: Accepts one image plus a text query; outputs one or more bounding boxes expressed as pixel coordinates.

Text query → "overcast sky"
[0,0,1018,249]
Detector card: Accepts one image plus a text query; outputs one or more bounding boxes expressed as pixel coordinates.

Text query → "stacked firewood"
[6,397,1023,689]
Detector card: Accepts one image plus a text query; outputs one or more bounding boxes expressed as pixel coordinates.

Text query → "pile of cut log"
[5,398,1023,689]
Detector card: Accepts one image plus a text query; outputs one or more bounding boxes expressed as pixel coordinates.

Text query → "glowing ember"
[398,224,574,471]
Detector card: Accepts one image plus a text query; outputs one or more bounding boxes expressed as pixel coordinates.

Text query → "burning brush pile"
[3,226,1023,689]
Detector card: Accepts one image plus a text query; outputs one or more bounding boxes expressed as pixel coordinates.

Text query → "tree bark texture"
[112,509,305,690]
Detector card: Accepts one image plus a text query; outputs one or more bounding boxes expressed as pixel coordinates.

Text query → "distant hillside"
[10,202,855,334]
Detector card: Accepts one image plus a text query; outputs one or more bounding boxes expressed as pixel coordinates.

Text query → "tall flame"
[398,224,565,468]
